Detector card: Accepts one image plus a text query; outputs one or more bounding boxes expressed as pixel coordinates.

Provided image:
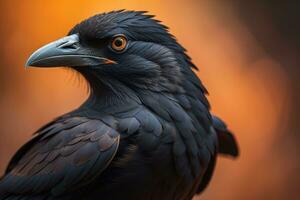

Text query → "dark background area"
[0,1,299,199]
[237,1,300,198]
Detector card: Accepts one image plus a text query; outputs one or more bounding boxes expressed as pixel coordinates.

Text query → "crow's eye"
[111,35,127,52]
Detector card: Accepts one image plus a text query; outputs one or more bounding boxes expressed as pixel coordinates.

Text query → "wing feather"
[0,117,120,196]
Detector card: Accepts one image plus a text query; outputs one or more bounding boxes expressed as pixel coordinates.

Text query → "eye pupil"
[114,38,123,47]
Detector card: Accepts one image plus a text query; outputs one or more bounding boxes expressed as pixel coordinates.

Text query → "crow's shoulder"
[1,116,120,196]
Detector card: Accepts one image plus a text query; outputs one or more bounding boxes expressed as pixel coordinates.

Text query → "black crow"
[0,10,239,200]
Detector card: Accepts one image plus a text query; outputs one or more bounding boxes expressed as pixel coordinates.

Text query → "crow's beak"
[25,34,116,68]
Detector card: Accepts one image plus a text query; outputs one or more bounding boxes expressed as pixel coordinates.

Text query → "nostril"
[64,43,78,50]
[57,41,78,50]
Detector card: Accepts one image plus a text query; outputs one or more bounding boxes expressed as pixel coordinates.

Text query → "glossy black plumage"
[0,10,239,200]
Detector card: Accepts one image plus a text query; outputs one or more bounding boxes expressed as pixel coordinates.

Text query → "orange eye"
[111,35,127,52]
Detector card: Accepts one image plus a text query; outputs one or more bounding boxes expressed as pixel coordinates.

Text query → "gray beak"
[25,34,116,67]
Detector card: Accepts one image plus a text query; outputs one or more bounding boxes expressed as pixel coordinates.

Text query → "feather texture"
[0,10,238,200]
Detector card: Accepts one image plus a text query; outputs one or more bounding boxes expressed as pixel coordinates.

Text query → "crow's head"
[26,10,196,94]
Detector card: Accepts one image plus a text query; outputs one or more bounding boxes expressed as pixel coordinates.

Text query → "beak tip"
[25,59,33,68]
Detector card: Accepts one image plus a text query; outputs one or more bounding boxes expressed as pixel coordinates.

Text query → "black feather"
[1,10,239,200]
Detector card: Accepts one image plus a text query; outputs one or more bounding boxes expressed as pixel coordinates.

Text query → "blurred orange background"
[0,1,299,200]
